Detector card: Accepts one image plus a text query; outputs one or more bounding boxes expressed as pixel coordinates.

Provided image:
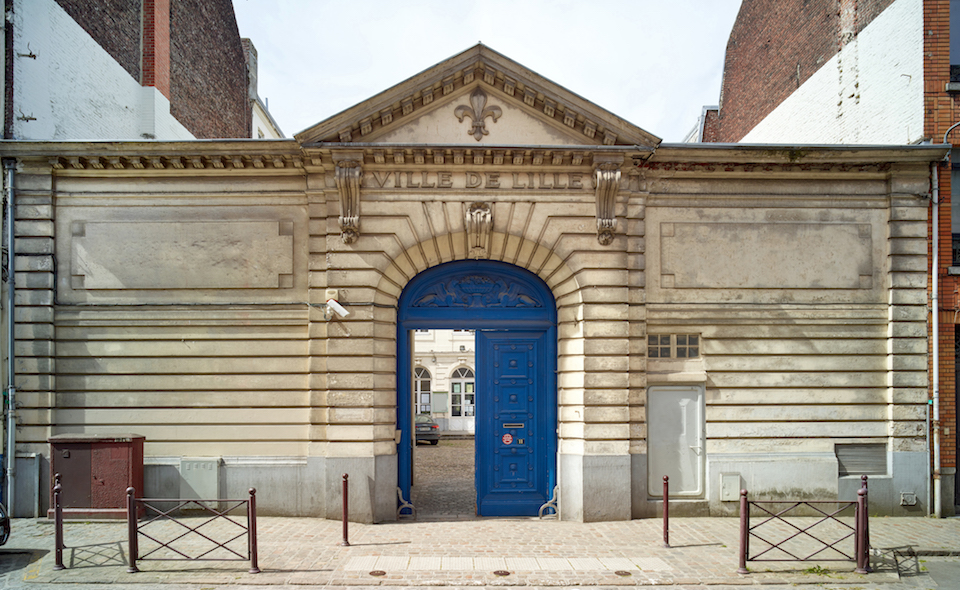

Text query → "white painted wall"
[252,100,284,139]
[742,0,923,144]
[11,0,193,140]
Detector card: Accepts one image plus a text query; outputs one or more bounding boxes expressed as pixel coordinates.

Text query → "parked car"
[0,503,8,546]
[415,414,440,445]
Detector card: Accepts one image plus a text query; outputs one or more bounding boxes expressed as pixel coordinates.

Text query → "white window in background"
[415,367,431,414]
[450,367,475,417]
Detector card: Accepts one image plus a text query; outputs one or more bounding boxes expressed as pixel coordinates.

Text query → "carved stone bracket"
[335,158,363,244]
[594,158,622,245]
[466,202,493,258]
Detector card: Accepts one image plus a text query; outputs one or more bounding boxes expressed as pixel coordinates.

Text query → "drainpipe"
[931,122,960,518]
[3,159,14,516]
[931,162,941,518]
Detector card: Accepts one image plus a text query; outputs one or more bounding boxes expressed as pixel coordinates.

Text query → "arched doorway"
[397,260,558,516]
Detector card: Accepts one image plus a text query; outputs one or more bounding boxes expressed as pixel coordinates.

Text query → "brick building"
[700,0,957,517]
[1,0,280,140]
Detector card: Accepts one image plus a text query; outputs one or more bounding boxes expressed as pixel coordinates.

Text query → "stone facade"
[0,45,946,521]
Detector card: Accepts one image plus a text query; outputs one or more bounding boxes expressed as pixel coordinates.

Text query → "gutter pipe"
[3,159,14,517]
[930,121,960,518]
[931,163,941,518]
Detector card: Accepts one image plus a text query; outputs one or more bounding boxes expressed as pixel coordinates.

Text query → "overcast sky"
[232,1,742,142]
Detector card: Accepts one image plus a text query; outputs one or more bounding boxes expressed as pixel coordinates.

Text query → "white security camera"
[326,299,350,318]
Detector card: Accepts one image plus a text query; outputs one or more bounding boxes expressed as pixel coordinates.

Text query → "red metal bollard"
[126,487,139,573]
[248,488,260,573]
[662,475,670,548]
[53,476,64,571]
[855,488,868,574]
[340,474,350,547]
[737,489,749,574]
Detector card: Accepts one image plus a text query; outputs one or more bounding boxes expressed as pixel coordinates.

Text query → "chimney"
[242,38,258,101]
[142,0,171,99]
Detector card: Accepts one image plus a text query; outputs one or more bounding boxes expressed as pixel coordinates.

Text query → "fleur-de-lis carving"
[455,87,502,141]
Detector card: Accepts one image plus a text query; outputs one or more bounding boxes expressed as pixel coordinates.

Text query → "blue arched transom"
[399,260,554,327]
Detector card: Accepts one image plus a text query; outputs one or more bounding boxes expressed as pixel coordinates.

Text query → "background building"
[414,330,476,433]
[1,0,280,140]
[698,0,957,518]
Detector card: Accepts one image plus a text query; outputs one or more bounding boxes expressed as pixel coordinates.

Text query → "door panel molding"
[476,331,551,515]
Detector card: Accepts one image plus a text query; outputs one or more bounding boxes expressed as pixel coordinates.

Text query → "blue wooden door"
[476,330,551,516]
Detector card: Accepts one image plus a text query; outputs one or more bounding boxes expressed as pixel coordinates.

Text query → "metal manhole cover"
[369,570,386,576]
[615,570,632,576]
[493,570,511,576]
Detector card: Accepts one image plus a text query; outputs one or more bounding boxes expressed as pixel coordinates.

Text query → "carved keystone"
[466,202,493,259]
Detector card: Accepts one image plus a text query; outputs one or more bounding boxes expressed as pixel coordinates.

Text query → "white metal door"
[647,385,704,496]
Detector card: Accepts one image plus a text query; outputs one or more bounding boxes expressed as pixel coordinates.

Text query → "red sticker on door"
[502,433,514,445]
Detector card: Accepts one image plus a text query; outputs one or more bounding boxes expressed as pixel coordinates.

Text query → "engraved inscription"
[362,171,587,190]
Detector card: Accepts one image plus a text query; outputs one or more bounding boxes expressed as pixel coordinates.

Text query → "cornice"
[45,153,305,171]
[638,161,896,175]
[0,140,304,171]
[1,141,946,173]
[640,144,949,176]
[653,143,950,164]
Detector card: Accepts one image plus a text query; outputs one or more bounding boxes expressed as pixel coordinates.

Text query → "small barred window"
[648,334,700,358]
[676,334,699,358]
[648,335,671,358]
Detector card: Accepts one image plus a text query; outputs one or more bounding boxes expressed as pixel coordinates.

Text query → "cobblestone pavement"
[411,439,477,519]
[0,439,957,589]
[0,513,956,589]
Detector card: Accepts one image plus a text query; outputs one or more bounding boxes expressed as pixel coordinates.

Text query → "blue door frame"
[397,260,557,515]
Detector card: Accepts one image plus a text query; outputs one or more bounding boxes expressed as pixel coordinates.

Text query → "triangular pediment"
[295,44,660,148]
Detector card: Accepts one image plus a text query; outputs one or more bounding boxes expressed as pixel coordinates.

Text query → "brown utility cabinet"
[48,433,144,519]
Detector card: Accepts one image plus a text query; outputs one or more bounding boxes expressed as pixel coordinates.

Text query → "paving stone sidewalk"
[0,514,956,588]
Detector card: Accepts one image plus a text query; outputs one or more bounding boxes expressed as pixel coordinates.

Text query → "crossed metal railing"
[50,474,260,573]
[738,477,870,574]
[126,487,260,574]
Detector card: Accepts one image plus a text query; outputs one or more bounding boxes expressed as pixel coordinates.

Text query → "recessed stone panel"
[72,221,293,289]
[660,222,872,289]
